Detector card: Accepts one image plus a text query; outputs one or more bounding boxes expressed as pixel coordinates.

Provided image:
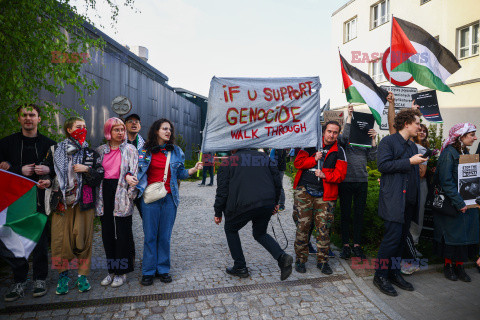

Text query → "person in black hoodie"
[214,149,293,281]
[0,104,56,302]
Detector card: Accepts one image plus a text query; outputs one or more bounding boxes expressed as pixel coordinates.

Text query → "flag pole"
[389,14,394,92]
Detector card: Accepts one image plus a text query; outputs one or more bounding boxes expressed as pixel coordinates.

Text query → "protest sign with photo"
[458,154,480,208]
[201,77,321,152]
[322,111,345,127]
[412,90,443,123]
[349,111,375,148]
[379,86,418,130]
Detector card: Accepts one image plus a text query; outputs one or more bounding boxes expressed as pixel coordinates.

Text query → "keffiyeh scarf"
[54,137,88,202]
[441,123,476,152]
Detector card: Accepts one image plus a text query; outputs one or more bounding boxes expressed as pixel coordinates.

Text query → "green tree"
[0,0,135,139]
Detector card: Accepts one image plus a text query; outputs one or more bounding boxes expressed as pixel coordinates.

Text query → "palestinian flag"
[391,17,461,93]
[340,53,388,125]
[0,170,47,262]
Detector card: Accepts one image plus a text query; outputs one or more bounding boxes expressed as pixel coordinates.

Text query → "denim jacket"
[136,145,190,207]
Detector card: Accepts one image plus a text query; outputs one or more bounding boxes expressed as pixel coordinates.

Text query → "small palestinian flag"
[391,17,461,92]
[339,53,388,125]
[0,170,47,262]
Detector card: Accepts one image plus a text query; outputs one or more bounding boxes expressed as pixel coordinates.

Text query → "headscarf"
[441,123,476,152]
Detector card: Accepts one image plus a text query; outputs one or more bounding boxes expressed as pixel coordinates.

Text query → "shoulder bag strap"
[163,151,171,183]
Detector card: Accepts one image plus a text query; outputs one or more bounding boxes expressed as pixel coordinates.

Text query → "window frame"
[370,0,390,30]
[370,59,387,84]
[457,21,479,60]
[344,16,358,43]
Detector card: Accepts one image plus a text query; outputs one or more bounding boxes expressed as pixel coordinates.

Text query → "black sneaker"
[328,249,335,258]
[295,261,306,273]
[339,246,351,260]
[33,280,47,298]
[226,267,249,278]
[444,264,457,281]
[156,273,172,283]
[4,282,26,302]
[317,262,333,275]
[352,246,366,260]
[140,275,154,286]
[455,264,471,282]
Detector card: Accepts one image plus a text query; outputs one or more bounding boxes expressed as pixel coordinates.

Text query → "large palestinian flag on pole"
[391,17,461,93]
[0,170,47,261]
[339,53,388,125]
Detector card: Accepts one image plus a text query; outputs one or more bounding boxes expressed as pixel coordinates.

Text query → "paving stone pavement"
[3,176,475,319]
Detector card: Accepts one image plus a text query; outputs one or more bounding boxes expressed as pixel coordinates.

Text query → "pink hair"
[104,117,126,141]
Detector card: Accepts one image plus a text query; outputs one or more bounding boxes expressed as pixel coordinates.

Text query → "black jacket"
[43,141,104,211]
[377,133,420,223]
[214,149,281,221]
[274,149,287,172]
[0,132,56,213]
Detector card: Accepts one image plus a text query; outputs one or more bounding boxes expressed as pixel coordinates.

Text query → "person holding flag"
[292,121,347,275]
[0,104,55,302]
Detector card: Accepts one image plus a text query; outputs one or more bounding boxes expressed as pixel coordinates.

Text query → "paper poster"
[201,77,322,152]
[458,155,480,208]
[412,90,443,123]
[349,111,375,148]
[379,86,418,130]
[322,111,345,128]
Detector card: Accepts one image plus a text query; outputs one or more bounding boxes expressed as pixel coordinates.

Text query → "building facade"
[331,0,480,149]
[39,23,202,159]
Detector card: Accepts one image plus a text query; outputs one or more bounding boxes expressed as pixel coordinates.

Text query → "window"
[344,17,357,43]
[371,0,390,29]
[458,22,479,59]
[371,59,386,83]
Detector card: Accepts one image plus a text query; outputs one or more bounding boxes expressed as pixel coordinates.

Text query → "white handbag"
[143,151,171,204]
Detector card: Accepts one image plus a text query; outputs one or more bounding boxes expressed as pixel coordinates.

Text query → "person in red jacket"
[293,121,347,275]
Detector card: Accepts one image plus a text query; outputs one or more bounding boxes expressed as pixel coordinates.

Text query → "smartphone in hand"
[423,149,433,158]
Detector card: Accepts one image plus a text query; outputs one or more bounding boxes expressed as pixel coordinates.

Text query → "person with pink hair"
[95,117,139,288]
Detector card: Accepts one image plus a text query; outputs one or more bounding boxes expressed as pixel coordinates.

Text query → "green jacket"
[433,145,479,245]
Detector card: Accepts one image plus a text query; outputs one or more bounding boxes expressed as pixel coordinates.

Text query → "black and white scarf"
[54,137,88,202]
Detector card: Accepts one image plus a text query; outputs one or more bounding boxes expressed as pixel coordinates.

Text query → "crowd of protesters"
[0,91,479,301]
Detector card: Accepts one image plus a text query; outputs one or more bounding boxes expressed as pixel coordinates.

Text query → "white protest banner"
[458,154,480,208]
[201,77,321,152]
[379,86,418,130]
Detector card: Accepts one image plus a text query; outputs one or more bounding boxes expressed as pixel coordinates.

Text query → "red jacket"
[293,141,347,201]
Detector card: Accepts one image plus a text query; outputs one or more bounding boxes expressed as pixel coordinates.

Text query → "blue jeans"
[141,193,177,275]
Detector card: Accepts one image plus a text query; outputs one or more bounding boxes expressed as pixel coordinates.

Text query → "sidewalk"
[0,177,478,319]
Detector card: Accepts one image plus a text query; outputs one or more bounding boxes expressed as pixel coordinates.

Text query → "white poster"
[201,77,321,152]
[379,86,418,130]
[458,162,480,206]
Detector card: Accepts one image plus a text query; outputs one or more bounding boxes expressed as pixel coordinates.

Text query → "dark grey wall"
[39,39,201,160]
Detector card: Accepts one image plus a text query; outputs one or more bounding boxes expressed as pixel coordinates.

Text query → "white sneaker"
[101,274,114,286]
[111,274,126,288]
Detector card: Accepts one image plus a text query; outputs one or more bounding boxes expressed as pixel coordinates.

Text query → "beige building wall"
[331,0,480,151]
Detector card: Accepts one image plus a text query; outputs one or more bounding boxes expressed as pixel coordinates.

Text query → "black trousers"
[224,206,284,269]
[375,203,417,277]
[201,165,214,185]
[6,219,49,283]
[101,179,135,275]
[339,182,368,245]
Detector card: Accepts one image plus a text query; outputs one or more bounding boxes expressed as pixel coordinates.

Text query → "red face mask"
[71,128,87,145]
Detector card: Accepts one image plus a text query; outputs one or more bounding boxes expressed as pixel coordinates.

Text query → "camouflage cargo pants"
[293,186,335,264]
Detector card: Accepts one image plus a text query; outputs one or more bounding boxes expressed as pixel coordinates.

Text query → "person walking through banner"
[136,119,202,286]
[0,104,56,301]
[214,149,294,281]
[337,105,377,260]
[434,123,478,282]
[39,117,104,295]
[96,118,139,288]
[373,108,426,297]
[292,121,347,275]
